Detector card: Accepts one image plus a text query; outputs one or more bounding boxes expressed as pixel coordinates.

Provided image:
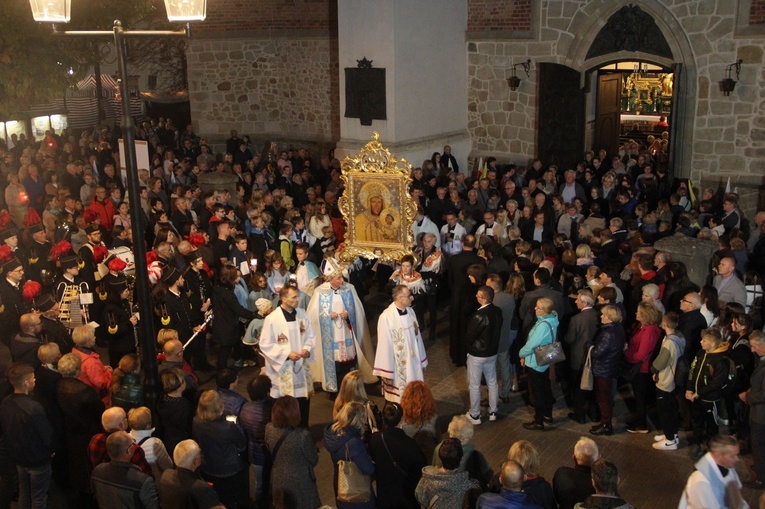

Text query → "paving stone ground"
[11,286,759,508]
[227,289,763,508]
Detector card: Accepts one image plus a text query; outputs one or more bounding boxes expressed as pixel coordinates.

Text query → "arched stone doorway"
[537,0,696,178]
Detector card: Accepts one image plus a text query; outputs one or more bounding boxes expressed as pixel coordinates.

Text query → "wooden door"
[595,73,622,156]
[537,63,584,168]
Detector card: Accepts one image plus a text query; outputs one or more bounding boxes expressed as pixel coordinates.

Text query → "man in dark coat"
[553,437,599,509]
[0,364,54,509]
[564,291,600,423]
[521,210,554,244]
[518,267,565,335]
[447,235,486,366]
[0,257,29,342]
[160,267,195,345]
[159,439,221,508]
[10,313,45,369]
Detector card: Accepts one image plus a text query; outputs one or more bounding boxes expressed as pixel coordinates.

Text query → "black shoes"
[568,412,586,424]
[523,421,545,431]
[589,423,613,436]
[499,395,510,404]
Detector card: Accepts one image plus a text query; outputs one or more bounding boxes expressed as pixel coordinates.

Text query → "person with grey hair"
[90,431,159,509]
[714,257,747,307]
[553,437,599,509]
[56,352,106,494]
[641,283,665,315]
[159,439,223,509]
[565,290,600,424]
[559,169,586,204]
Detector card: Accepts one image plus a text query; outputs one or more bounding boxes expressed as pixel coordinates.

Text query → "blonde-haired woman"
[623,302,663,434]
[332,370,379,428]
[504,440,555,508]
[192,390,248,508]
[518,297,559,431]
[323,402,376,509]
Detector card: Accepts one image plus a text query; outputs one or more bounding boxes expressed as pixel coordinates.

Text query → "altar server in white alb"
[306,258,376,396]
[259,285,315,427]
[374,284,428,402]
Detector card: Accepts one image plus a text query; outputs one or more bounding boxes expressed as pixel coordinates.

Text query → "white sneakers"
[652,435,679,450]
[465,413,481,425]
[489,412,497,422]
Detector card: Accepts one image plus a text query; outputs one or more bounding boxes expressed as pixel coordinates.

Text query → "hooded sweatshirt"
[651,331,686,392]
[415,466,479,509]
[688,342,731,402]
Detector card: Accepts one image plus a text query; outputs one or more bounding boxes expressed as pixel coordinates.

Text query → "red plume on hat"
[84,209,99,224]
[0,211,12,230]
[24,209,41,227]
[22,281,42,303]
[0,245,11,263]
[51,240,72,261]
[188,234,206,247]
[202,260,213,279]
[93,245,108,264]
[107,257,127,272]
[146,250,158,265]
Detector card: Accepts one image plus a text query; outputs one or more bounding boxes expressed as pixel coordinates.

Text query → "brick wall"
[751,0,765,25]
[467,0,532,31]
[196,0,332,33]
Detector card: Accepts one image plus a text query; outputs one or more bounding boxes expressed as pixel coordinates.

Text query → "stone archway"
[562,0,697,178]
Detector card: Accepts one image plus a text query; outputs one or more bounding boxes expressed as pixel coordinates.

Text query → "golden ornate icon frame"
[337,132,417,263]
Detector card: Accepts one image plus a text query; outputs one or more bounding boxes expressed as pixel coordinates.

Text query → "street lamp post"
[29,0,206,404]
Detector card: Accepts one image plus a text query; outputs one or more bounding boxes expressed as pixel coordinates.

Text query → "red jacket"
[73,347,113,406]
[86,199,116,231]
[625,324,663,373]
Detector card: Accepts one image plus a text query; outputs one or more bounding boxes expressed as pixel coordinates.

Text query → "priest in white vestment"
[373,284,428,402]
[259,285,316,427]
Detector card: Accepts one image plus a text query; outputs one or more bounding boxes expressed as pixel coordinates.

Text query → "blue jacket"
[519,313,559,372]
[323,425,375,509]
[477,488,541,509]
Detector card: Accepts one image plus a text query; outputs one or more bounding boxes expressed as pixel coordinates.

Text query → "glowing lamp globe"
[28,0,71,22]
[164,0,207,22]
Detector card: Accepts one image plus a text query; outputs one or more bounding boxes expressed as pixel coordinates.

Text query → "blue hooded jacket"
[519,312,559,372]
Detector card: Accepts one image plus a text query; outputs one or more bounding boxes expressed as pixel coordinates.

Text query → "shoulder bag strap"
[269,428,292,460]
[542,320,556,342]
[137,436,152,447]
[380,431,408,477]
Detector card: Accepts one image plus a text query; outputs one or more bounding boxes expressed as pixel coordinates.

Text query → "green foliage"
[0,0,158,119]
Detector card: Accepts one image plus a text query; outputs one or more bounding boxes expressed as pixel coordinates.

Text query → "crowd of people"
[0,119,764,509]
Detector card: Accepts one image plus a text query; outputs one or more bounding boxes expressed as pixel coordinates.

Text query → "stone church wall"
[186,0,339,152]
[466,0,765,212]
